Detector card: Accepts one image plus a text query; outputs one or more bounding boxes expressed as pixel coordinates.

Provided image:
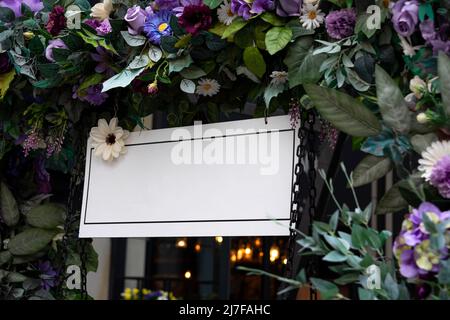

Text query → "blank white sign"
[79,115,298,238]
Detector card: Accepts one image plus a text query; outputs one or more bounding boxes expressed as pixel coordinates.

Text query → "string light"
[269,246,280,262]
[184,271,192,279]
[195,243,201,252]
[215,236,223,244]
[283,258,288,265]
[176,239,187,248]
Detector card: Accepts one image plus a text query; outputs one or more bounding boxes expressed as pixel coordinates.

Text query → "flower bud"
[23,31,35,40]
[416,112,428,124]
[409,76,426,99]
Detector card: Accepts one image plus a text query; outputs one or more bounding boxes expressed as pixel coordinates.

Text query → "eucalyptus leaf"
[264,83,285,108]
[375,65,411,133]
[304,84,382,137]
[129,54,150,69]
[1,182,20,227]
[8,228,58,256]
[352,155,392,187]
[310,278,339,300]
[168,54,193,74]
[323,250,348,263]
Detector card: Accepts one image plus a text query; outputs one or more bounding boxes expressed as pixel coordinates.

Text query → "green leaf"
[7,272,27,283]
[129,54,150,69]
[168,54,193,74]
[120,31,147,47]
[265,26,292,55]
[29,36,44,55]
[26,203,65,229]
[0,251,12,266]
[203,0,223,9]
[0,182,20,227]
[160,36,179,53]
[264,83,285,108]
[375,65,411,133]
[383,273,399,300]
[0,69,15,100]
[77,73,103,93]
[222,18,248,39]
[243,47,266,78]
[77,30,117,55]
[375,183,408,214]
[310,278,339,300]
[438,52,450,115]
[284,37,326,88]
[286,19,315,39]
[323,250,348,263]
[438,260,450,285]
[352,155,392,187]
[260,12,285,26]
[180,66,206,79]
[351,224,365,249]
[410,133,437,154]
[355,13,377,39]
[102,67,145,93]
[8,228,57,256]
[334,273,360,285]
[358,288,375,300]
[0,7,15,22]
[304,84,382,137]
[329,211,339,232]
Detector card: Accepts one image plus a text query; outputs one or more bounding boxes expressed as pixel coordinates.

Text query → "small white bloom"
[299,4,325,30]
[91,0,113,21]
[409,75,426,99]
[217,0,236,26]
[270,71,288,86]
[416,112,428,124]
[196,78,221,97]
[398,36,422,57]
[90,118,130,161]
[418,140,450,181]
[427,76,439,93]
[304,0,319,4]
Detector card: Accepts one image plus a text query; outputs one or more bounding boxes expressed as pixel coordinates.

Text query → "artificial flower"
[45,39,68,62]
[269,71,288,86]
[325,8,356,40]
[299,3,325,30]
[275,0,301,17]
[37,261,58,290]
[429,155,450,198]
[90,118,129,161]
[398,35,422,57]
[46,5,66,36]
[96,18,112,35]
[418,140,450,181]
[419,19,450,55]
[155,0,180,10]
[0,0,43,18]
[231,0,274,20]
[144,10,173,45]
[178,1,212,35]
[90,46,114,76]
[217,0,236,26]
[90,0,113,21]
[73,83,109,106]
[409,75,426,99]
[147,81,159,95]
[416,112,428,124]
[125,5,147,35]
[196,78,220,97]
[391,0,419,37]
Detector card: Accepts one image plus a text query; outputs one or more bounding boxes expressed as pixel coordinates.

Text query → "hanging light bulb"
[269,246,280,262]
[176,238,187,248]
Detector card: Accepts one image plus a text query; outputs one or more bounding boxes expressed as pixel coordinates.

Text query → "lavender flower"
[143,10,173,45]
[155,0,180,10]
[90,46,114,76]
[37,261,58,290]
[231,0,274,20]
[0,0,43,18]
[96,19,112,36]
[22,130,42,157]
[325,8,356,40]
[45,39,68,62]
[391,0,419,37]
[430,155,450,199]
[276,0,301,17]
[125,5,147,35]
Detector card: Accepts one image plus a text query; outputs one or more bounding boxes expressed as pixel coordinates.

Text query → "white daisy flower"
[196,78,220,97]
[90,118,130,161]
[91,0,113,21]
[299,4,325,30]
[270,71,288,86]
[217,0,236,26]
[418,140,450,181]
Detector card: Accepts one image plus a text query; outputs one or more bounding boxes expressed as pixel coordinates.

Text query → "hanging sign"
[79,115,298,238]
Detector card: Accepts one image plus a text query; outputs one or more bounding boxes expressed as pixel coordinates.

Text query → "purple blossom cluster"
[325,8,356,40]
[394,202,449,281]
[231,0,274,20]
[430,155,450,199]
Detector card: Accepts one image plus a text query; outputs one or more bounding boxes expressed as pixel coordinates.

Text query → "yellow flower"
[415,240,440,271]
[91,0,113,21]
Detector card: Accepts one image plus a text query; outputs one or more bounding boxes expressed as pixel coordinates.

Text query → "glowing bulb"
[215,236,223,244]
[269,246,279,262]
[255,238,261,247]
[231,254,237,262]
[184,271,192,279]
[283,258,288,265]
[245,247,252,255]
[176,239,187,248]
[195,244,201,252]
[237,249,244,260]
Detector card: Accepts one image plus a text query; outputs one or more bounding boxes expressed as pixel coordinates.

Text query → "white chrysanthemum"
[91,0,113,21]
[418,140,450,181]
[90,118,130,161]
[270,71,288,86]
[217,1,236,26]
[196,78,220,97]
[299,4,325,30]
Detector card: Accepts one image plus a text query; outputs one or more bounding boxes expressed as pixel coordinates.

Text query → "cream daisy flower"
[217,0,236,26]
[300,4,325,30]
[91,0,113,21]
[196,78,220,97]
[270,71,288,86]
[418,140,450,181]
[90,118,130,161]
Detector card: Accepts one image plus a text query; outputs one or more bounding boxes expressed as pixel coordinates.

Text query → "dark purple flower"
[276,0,301,17]
[73,83,109,106]
[90,46,114,77]
[178,3,212,35]
[45,39,68,62]
[34,156,51,194]
[37,261,58,290]
[430,155,450,199]
[420,19,450,55]
[420,19,436,42]
[125,5,147,35]
[143,10,173,45]
[251,0,274,14]
[391,0,419,37]
[155,0,180,10]
[231,0,274,20]
[325,8,356,40]
[0,52,12,74]
[0,0,43,18]
[84,18,101,30]
[46,5,66,36]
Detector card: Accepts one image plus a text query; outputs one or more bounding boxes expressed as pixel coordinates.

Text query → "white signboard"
[79,115,298,238]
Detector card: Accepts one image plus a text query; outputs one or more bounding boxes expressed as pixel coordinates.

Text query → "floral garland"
[0,0,449,299]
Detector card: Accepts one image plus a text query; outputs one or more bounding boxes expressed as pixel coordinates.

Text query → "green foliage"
[243,47,266,78]
[0,182,20,227]
[265,27,292,55]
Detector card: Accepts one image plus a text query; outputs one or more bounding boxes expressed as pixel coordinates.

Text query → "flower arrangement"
[0,0,448,299]
[121,287,177,300]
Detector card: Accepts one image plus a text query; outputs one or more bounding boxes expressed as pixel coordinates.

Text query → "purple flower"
[0,0,43,18]
[37,261,58,290]
[90,46,114,76]
[276,0,301,17]
[143,10,173,45]
[325,8,357,40]
[84,18,101,30]
[420,19,450,55]
[419,19,436,42]
[46,5,66,36]
[45,39,68,62]
[231,0,274,20]
[34,156,51,194]
[96,19,112,36]
[391,0,419,37]
[155,0,180,10]
[430,155,450,199]
[125,5,147,35]
[0,52,11,74]
[178,2,212,35]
